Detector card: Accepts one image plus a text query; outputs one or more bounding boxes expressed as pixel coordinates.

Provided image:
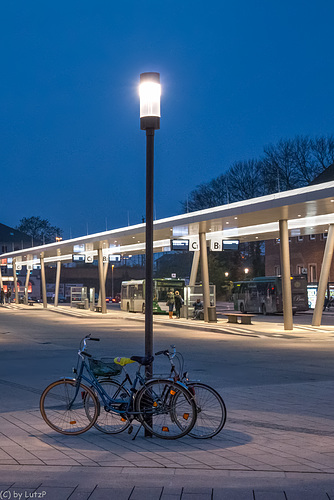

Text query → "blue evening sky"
[1,1,333,238]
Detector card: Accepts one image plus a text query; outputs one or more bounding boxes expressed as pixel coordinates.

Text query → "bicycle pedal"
[128,426,133,434]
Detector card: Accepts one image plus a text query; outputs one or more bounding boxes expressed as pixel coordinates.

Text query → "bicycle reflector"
[121,418,127,422]
[183,413,189,420]
[70,421,77,425]
[170,389,176,395]
[162,426,169,432]
[153,401,158,407]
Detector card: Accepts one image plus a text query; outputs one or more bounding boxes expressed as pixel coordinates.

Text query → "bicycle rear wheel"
[186,382,226,439]
[40,378,99,435]
[86,379,131,434]
[135,379,197,440]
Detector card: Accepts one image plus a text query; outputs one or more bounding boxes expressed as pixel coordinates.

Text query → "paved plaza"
[0,304,334,498]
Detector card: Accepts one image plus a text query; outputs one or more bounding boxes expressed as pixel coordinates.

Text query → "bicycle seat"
[130,355,154,366]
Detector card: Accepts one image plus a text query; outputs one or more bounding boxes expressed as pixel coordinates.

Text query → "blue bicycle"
[40,335,197,439]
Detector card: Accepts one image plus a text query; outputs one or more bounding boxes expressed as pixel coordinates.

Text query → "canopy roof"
[2,181,334,264]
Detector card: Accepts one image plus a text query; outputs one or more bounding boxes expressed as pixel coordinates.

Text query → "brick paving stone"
[34,485,76,500]
[67,487,97,500]
[129,486,164,499]
[89,486,134,500]
[284,491,330,500]
[254,491,286,500]
[182,487,212,500]
[213,490,254,499]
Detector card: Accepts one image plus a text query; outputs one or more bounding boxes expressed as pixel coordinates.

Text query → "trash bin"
[84,298,89,310]
[207,306,217,323]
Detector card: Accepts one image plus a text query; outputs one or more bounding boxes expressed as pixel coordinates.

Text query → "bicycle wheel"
[135,379,197,440]
[40,378,99,435]
[186,382,227,439]
[86,379,131,434]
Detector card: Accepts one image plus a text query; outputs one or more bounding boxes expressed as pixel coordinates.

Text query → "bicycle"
[40,335,197,440]
[154,346,227,439]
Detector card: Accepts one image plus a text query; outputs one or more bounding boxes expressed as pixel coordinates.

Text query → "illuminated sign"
[222,240,239,250]
[171,239,189,251]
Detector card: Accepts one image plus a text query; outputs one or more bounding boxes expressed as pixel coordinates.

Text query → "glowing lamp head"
[139,72,161,130]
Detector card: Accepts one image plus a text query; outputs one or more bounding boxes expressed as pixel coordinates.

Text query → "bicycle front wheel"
[135,379,197,440]
[186,382,227,439]
[40,378,99,435]
[86,379,131,434]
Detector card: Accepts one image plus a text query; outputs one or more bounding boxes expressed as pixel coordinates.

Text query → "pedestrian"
[193,298,204,319]
[0,288,5,305]
[166,289,175,319]
[323,297,329,312]
[174,290,183,318]
[6,288,11,304]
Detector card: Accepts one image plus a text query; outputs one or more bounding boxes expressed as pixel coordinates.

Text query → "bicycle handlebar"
[81,351,92,358]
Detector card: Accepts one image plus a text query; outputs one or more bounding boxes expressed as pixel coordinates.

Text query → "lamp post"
[140,72,161,381]
[111,264,114,299]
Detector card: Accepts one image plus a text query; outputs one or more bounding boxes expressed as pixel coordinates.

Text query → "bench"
[224,313,254,325]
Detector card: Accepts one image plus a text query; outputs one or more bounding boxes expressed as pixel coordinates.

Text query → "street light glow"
[139,82,161,118]
[139,72,161,130]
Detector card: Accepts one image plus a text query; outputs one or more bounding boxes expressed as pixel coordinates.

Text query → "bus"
[121,278,185,314]
[232,276,309,315]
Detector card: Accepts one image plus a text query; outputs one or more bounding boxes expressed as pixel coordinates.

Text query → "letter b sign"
[210,239,222,251]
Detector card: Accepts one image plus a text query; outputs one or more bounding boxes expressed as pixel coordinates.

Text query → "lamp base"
[140,116,160,130]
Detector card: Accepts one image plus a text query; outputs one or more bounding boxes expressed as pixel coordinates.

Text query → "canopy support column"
[279,219,293,330]
[199,232,211,322]
[189,251,200,287]
[40,252,47,309]
[24,269,30,304]
[0,265,3,290]
[54,253,61,307]
[98,248,107,314]
[13,259,19,305]
[312,224,334,326]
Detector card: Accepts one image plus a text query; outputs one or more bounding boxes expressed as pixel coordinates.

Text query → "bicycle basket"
[89,357,123,378]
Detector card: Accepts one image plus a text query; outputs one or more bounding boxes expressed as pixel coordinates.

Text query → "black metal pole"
[144,128,154,438]
[145,128,154,376]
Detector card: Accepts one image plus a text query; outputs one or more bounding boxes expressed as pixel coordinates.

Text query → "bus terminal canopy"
[1,180,334,329]
[1,180,334,264]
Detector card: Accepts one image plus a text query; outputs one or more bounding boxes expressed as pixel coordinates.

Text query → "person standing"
[166,289,175,319]
[6,288,11,304]
[0,288,5,305]
[174,290,183,318]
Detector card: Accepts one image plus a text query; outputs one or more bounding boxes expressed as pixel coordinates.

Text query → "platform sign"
[210,239,222,251]
[189,236,199,251]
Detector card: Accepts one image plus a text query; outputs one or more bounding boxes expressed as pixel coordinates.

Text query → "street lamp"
[244,268,249,275]
[140,72,161,382]
[225,272,229,278]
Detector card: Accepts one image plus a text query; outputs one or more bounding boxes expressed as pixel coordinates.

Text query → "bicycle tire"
[135,379,197,440]
[86,379,131,434]
[186,382,227,439]
[40,378,99,435]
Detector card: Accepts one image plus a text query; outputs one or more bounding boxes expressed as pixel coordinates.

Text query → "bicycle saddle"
[130,355,154,365]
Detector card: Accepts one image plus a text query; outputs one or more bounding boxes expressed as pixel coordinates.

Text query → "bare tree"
[227,159,265,202]
[310,135,334,171]
[16,216,62,245]
[181,174,229,212]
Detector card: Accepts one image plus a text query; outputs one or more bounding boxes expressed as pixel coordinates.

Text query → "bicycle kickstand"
[131,422,143,441]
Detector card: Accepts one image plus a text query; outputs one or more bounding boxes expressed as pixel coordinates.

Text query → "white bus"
[121,278,185,314]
